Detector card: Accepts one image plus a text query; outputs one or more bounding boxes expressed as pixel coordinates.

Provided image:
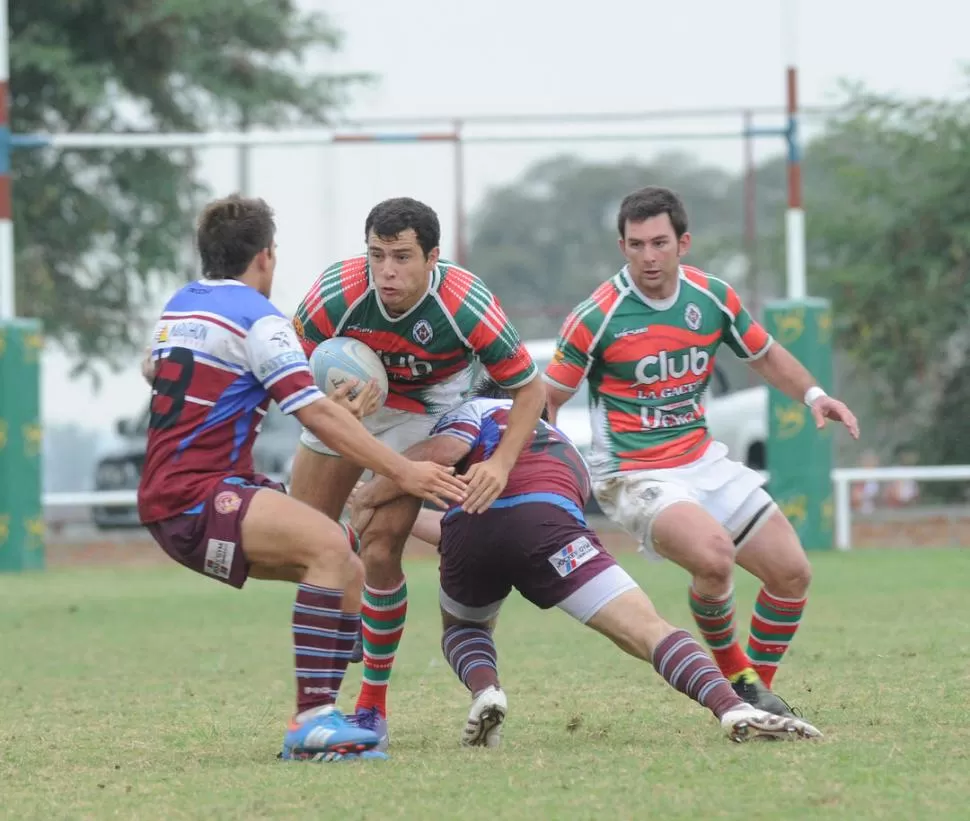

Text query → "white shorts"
[592,442,776,560]
[299,405,439,458]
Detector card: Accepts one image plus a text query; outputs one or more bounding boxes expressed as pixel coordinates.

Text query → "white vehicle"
[524,338,768,471]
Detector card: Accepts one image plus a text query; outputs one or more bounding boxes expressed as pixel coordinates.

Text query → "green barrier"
[0,319,45,572]
[763,298,834,550]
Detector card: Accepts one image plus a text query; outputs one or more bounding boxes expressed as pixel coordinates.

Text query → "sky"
[37,0,970,443]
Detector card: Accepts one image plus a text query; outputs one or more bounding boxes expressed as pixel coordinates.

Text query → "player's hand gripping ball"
[309,337,389,418]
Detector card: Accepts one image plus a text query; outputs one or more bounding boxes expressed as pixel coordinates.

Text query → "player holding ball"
[289,197,546,751]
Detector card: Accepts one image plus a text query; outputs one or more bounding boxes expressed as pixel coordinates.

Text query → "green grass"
[3,549,970,820]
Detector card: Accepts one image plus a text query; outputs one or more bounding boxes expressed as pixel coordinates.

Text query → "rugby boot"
[461,685,507,748]
[729,668,798,717]
[348,705,390,752]
[280,704,380,760]
[720,703,822,742]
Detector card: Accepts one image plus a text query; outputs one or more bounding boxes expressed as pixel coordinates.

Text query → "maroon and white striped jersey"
[138,279,323,523]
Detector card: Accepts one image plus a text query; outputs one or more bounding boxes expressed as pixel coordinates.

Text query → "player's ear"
[678,231,691,256]
[426,246,440,268]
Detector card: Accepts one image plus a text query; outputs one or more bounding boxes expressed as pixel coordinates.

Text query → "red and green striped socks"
[355,579,408,717]
[746,588,807,687]
[688,586,752,679]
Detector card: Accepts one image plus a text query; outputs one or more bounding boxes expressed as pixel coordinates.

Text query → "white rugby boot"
[721,702,823,742]
[461,685,508,748]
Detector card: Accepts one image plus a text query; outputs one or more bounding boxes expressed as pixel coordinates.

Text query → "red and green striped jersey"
[544,265,772,479]
[293,256,536,415]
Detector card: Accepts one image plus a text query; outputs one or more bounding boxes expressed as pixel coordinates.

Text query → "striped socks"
[442,625,499,695]
[292,583,359,714]
[688,586,752,679]
[652,629,743,719]
[355,579,408,717]
[747,588,807,687]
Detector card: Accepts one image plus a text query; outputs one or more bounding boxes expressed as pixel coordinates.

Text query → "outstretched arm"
[354,435,474,510]
[747,343,860,439]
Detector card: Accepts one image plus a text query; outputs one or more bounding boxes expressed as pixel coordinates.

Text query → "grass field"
[3,548,970,820]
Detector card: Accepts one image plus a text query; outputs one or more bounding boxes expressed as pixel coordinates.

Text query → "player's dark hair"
[471,375,549,422]
[365,197,440,258]
[197,194,276,279]
[616,186,689,239]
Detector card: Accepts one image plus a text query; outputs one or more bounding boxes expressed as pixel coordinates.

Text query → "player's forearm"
[747,343,820,403]
[543,381,572,426]
[490,377,545,469]
[356,437,472,508]
[297,399,411,485]
[356,476,404,508]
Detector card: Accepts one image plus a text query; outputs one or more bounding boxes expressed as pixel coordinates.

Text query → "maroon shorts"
[145,475,285,589]
[438,502,618,614]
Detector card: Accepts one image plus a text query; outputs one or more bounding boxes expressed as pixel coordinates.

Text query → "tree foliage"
[10,0,368,374]
[467,152,744,339]
[786,86,970,462]
[468,85,970,461]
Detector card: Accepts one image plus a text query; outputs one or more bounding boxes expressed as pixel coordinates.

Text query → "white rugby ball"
[309,336,389,411]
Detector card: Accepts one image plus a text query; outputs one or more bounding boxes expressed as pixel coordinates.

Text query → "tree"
[10,0,368,375]
[467,152,744,340]
[739,83,970,464]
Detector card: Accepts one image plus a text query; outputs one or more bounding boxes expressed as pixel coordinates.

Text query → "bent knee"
[765,557,812,598]
[304,529,363,575]
[692,532,736,583]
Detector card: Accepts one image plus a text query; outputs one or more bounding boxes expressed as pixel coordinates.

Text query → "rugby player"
[137,194,466,762]
[543,186,860,715]
[289,197,545,747]
[350,379,823,746]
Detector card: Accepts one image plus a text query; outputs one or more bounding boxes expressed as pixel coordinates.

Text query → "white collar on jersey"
[199,278,247,286]
[623,265,682,311]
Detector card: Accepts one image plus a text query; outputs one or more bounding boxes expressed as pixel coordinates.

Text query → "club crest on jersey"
[684,303,703,330]
[292,316,305,340]
[412,319,434,346]
[214,491,242,515]
[548,536,599,578]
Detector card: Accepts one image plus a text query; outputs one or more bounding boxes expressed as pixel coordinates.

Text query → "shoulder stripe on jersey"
[439,266,520,349]
[559,274,625,345]
[184,395,216,407]
[681,272,772,359]
[560,273,630,386]
[301,257,370,333]
[161,310,247,339]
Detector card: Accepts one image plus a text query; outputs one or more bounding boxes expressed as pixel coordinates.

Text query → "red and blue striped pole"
[785,65,806,300]
[0,0,13,319]
[783,0,806,300]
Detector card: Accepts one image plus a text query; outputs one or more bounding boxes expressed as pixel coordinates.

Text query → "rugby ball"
[309,336,389,410]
